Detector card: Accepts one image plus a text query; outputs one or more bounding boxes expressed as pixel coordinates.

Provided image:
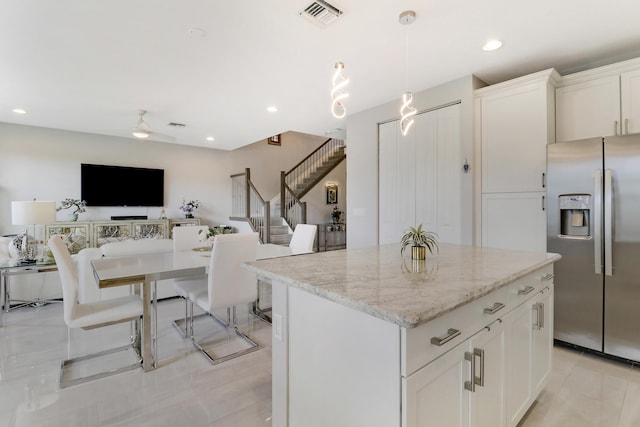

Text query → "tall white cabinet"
[475,69,559,252]
[556,57,640,142]
[379,103,461,245]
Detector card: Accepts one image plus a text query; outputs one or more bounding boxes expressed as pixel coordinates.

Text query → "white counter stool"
[48,236,144,388]
[176,232,259,364]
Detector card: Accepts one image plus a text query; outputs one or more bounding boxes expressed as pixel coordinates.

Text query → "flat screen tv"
[81,163,164,207]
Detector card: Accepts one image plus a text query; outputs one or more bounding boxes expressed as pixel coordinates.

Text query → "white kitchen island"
[244,243,561,427]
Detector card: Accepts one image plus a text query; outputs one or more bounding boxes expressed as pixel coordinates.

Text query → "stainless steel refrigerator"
[547,134,640,362]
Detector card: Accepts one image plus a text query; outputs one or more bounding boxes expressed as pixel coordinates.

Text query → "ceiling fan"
[131,109,175,141]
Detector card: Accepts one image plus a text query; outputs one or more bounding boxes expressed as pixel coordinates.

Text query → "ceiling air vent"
[300,0,343,27]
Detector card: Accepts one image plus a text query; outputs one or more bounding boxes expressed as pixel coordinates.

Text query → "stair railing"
[230,168,270,243]
[281,138,345,227]
[281,173,307,230]
[284,138,345,199]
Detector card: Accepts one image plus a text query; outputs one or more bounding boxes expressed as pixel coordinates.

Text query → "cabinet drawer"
[507,265,553,310]
[402,286,508,377]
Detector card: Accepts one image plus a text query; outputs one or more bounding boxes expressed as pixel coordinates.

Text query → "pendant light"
[331,62,349,119]
[399,10,417,136]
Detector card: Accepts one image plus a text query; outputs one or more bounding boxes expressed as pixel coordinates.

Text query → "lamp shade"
[11,201,57,225]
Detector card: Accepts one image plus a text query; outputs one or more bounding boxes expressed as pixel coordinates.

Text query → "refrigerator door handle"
[594,169,603,275]
[604,169,613,276]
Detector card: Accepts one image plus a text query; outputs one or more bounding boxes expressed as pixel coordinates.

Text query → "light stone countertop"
[243,243,561,328]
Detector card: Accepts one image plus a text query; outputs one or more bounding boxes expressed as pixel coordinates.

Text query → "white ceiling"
[2,0,640,151]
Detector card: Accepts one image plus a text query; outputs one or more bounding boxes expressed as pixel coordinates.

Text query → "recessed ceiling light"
[206,136,215,142]
[483,39,503,51]
[267,106,278,113]
[12,108,26,114]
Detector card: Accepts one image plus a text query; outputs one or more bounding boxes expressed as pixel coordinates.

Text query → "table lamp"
[11,200,57,264]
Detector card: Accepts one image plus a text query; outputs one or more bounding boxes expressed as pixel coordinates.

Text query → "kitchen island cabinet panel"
[288,286,400,427]
[245,243,559,427]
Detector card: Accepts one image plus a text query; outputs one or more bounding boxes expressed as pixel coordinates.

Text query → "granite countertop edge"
[243,249,561,329]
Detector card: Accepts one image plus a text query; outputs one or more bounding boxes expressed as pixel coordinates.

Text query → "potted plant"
[179,199,201,218]
[57,198,87,221]
[331,206,343,224]
[400,224,439,260]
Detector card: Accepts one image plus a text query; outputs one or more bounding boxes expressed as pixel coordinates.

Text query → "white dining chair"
[172,225,210,251]
[171,225,210,336]
[48,235,144,388]
[177,232,260,364]
[289,223,317,254]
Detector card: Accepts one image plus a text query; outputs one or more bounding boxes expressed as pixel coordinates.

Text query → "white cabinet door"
[398,119,417,238]
[379,104,461,245]
[532,286,554,396]
[404,338,470,427]
[435,104,462,243]
[481,82,550,193]
[556,75,621,142]
[415,111,438,234]
[505,299,533,427]
[379,121,400,245]
[621,68,640,135]
[481,192,547,252]
[469,320,506,427]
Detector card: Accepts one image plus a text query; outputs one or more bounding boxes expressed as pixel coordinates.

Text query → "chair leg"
[172,296,208,338]
[59,318,142,389]
[189,304,259,365]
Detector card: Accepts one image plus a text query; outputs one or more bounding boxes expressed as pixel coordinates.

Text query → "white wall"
[0,123,232,235]
[346,75,486,249]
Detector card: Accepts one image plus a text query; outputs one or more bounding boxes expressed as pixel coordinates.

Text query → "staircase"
[266,198,293,245]
[230,138,345,245]
[291,145,345,198]
[281,138,346,232]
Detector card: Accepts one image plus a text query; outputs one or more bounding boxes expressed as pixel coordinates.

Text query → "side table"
[0,260,59,325]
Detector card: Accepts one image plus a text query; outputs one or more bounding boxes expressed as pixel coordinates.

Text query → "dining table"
[91,243,307,371]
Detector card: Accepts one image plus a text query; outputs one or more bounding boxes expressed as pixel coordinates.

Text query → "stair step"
[270,225,290,235]
[270,234,292,245]
[270,218,283,226]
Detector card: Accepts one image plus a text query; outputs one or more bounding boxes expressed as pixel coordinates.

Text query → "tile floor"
[0,299,272,427]
[2,299,640,427]
[518,345,640,427]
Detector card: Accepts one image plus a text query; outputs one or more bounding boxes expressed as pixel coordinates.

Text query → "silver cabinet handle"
[541,273,554,282]
[542,195,546,211]
[615,120,619,135]
[604,169,613,277]
[533,302,544,330]
[474,348,485,387]
[464,351,475,392]
[430,328,461,346]
[542,172,546,189]
[484,302,505,315]
[518,285,535,295]
[594,169,603,275]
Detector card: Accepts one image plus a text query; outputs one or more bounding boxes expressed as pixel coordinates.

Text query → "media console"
[45,218,201,253]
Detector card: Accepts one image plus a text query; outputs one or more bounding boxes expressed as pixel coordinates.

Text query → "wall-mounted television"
[81,163,164,207]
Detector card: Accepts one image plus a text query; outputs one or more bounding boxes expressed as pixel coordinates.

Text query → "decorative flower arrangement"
[198,226,219,243]
[331,206,343,223]
[56,198,87,215]
[179,199,201,217]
